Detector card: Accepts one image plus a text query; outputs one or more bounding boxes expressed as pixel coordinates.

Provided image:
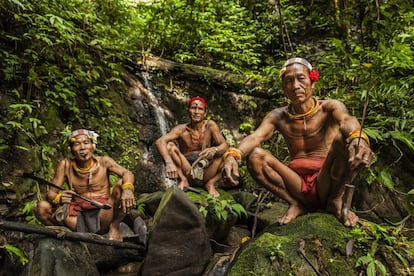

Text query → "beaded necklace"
[186,120,206,146]
[287,97,320,130]
[72,157,100,186]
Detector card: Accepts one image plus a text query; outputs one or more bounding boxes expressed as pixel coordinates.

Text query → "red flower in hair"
[309,69,319,82]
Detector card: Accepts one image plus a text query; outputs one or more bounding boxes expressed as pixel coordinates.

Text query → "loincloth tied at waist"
[69,195,109,216]
[70,195,109,233]
[288,157,325,210]
[185,152,211,182]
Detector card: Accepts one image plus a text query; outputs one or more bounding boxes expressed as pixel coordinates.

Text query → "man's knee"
[247,147,267,164]
[111,181,123,200]
[331,133,348,156]
[166,142,179,154]
[35,200,52,220]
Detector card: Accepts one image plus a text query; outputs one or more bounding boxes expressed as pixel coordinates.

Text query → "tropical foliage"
[0,0,413,272]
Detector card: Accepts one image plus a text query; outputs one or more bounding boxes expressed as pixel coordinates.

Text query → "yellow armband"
[121,182,135,192]
[347,130,370,147]
[223,147,242,162]
[53,192,62,204]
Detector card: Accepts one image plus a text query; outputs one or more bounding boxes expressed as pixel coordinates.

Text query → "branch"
[134,55,274,99]
[0,219,145,252]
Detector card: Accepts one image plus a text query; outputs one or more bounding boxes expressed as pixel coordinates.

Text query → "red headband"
[188,96,207,108]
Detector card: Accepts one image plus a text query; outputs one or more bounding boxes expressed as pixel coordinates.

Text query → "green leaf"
[374,260,387,276]
[389,131,414,150]
[377,170,394,191]
[2,244,28,265]
[366,261,376,276]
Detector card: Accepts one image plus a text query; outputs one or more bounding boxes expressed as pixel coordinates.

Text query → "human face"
[70,134,95,162]
[282,63,314,104]
[188,100,206,123]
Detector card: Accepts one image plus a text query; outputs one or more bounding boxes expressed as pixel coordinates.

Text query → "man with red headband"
[156,96,228,197]
[36,129,136,241]
[223,58,374,227]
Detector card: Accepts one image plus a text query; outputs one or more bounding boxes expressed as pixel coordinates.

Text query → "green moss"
[230,233,293,275]
[264,213,351,242]
[230,213,358,275]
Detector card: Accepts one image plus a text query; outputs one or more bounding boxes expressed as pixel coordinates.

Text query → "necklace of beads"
[288,97,320,120]
[287,97,320,131]
[72,157,100,186]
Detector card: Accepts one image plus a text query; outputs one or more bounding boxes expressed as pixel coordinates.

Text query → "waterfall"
[130,71,176,188]
[140,71,169,135]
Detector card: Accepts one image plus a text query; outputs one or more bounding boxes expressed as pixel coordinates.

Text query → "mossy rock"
[229,213,358,276]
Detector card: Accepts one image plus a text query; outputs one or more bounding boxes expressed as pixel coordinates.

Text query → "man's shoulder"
[319,98,346,110]
[174,123,188,130]
[319,98,344,104]
[95,155,114,164]
[205,119,220,127]
[266,106,287,119]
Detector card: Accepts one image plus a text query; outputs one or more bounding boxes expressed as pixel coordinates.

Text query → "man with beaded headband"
[223,58,374,227]
[156,96,228,197]
[36,129,136,241]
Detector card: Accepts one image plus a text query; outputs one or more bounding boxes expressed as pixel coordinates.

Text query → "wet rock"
[139,186,211,275]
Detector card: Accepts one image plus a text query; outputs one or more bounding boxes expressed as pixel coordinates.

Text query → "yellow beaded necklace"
[287,97,320,120]
[72,157,100,187]
[72,158,98,173]
[287,97,320,131]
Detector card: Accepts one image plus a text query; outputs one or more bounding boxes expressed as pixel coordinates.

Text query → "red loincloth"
[69,195,109,216]
[288,157,325,210]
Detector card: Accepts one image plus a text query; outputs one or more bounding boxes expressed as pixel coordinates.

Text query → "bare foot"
[206,185,220,197]
[108,224,122,241]
[327,200,359,227]
[177,179,189,190]
[278,204,305,225]
[341,210,359,227]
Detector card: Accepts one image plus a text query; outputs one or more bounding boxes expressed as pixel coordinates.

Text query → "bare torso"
[177,120,211,155]
[64,156,112,198]
[275,99,341,159]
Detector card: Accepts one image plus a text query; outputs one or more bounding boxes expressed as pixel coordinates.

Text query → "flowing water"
[132,71,176,188]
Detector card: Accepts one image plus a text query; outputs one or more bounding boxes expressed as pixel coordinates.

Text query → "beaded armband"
[223,147,242,163]
[121,182,135,192]
[53,192,62,205]
[347,130,370,147]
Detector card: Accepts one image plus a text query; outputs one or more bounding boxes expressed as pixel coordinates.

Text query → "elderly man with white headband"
[36,129,136,241]
[223,57,374,227]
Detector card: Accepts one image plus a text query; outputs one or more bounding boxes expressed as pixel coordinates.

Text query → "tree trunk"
[0,219,145,252]
[134,55,273,99]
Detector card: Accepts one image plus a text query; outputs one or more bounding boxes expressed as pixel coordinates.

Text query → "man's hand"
[199,147,217,160]
[165,161,179,179]
[60,190,76,204]
[223,156,240,186]
[348,139,374,171]
[121,189,135,214]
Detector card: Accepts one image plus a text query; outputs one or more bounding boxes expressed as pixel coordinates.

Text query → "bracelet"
[53,192,62,204]
[121,182,135,192]
[347,130,370,146]
[223,147,242,161]
[213,147,219,155]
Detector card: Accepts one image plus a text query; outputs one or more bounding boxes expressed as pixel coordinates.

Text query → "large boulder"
[139,186,212,275]
[24,237,100,276]
[229,213,356,275]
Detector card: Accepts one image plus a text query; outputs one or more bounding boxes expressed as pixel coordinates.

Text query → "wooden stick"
[0,219,145,251]
[22,173,112,210]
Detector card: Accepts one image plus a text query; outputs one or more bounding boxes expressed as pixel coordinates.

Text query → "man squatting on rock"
[36,129,136,241]
[156,96,228,197]
[223,57,374,227]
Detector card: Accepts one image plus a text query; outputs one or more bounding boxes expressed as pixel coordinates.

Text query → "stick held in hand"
[21,172,112,210]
